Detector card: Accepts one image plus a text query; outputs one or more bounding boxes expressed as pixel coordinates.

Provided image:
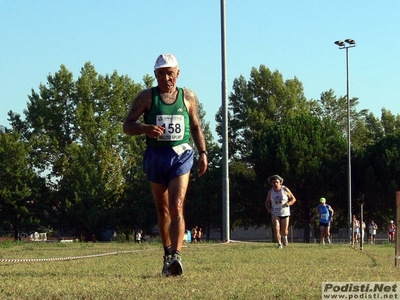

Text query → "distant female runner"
[265,175,296,248]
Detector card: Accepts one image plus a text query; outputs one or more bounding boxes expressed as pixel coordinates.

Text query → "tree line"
[0,63,399,242]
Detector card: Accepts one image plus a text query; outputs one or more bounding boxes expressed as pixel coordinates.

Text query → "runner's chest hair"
[159,91,178,104]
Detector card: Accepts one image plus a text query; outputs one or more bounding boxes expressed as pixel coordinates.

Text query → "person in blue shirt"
[311,198,334,244]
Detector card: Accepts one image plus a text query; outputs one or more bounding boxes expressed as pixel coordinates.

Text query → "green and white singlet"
[144,87,191,148]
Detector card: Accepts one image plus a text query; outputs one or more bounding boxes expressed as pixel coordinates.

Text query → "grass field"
[0,241,399,299]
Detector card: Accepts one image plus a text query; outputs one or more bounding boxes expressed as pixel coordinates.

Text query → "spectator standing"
[191,226,198,244]
[368,220,378,244]
[353,215,360,244]
[388,220,396,243]
[196,228,203,243]
[136,230,143,244]
[361,221,366,243]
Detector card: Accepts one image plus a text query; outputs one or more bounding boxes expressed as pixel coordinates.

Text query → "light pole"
[334,38,356,244]
[221,0,230,242]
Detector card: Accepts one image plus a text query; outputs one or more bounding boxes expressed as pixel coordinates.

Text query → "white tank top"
[270,186,290,217]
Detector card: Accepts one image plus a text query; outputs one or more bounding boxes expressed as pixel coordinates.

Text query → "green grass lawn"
[0,241,398,299]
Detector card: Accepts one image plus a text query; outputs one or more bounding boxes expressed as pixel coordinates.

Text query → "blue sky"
[1,1,399,134]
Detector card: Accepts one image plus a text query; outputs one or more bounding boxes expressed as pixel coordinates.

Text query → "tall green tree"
[252,114,347,241]
[379,108,400,137]
[313,90,400,149]
[353,131,400,227]
[185,102,222,240]
[0,131,37,239]
[216,65,310,162]
[216,64,400,238]
[312,89,371,149]
[8,63,144,238]
[228,161,262,229]
[114,74,155,240]
[215,66,325,237]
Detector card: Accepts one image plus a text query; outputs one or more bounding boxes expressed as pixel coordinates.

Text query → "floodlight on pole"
[334,38,356,244]
[345,39,356,45]
[334,40,346,47]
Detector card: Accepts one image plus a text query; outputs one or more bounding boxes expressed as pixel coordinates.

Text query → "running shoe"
[168,253,183,276]
[162,255,171,276]
[278,243,283,249]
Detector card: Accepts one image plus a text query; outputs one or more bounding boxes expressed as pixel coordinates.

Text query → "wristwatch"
[199,150,208,156]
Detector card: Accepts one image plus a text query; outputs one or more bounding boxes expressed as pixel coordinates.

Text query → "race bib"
[156,115,185,141]
[273,207,282,214]
[321,213,329,221]
[172,143,192,155]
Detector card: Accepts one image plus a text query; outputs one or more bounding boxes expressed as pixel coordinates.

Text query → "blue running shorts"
[143,147,194,186]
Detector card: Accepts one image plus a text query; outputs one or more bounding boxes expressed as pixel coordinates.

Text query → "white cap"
[154,54,178,69]
[390,220,394,223]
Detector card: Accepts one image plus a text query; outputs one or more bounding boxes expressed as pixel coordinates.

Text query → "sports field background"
[0,241,398,299]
